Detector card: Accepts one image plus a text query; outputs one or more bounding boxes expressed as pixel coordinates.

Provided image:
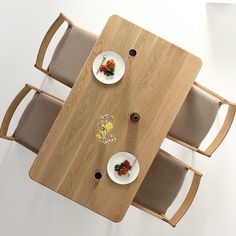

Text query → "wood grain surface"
[29,15,202,222]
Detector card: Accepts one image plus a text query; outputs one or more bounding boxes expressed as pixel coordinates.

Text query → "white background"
[1,0,236,235]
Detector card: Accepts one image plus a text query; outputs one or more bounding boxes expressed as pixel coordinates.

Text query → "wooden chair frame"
[0,84,64,142]
[167,81,236,157]
[34,13,74,85]
[132,149,202,227]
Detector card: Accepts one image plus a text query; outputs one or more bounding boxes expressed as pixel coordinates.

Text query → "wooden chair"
[132,149,202,227]
[167,82,236,157]
[35,13,98,88]
[0,84,63,153]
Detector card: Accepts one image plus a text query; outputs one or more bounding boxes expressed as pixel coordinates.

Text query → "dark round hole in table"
[130,112,140,122]
[95,172,102,180]
[129,49,137,57]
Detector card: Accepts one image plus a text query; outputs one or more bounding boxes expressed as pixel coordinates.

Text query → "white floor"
[1,0,236,235]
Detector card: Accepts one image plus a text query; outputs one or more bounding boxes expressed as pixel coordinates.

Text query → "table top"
[29,15,202,222]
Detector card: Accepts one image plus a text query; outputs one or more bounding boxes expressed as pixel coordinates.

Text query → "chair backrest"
[35,13,98,88]
[167,82,236,157]
[0,84,63,153]
[132,149,202,227]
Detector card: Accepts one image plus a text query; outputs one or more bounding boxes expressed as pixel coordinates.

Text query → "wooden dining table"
[29,15,202,222]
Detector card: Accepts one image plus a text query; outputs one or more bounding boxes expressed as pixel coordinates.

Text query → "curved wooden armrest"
[169,172,202,227]
[194,81,226,103]
[35,13,74,74]
[204,104,236,156]
[0,85,33,139]
[131,202,165,220]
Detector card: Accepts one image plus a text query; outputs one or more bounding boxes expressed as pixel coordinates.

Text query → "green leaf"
[115,164,121,171]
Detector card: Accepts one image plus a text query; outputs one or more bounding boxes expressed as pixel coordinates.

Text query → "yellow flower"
[96,133,102,140]
[104,122,113,132]
[96,121,114,142]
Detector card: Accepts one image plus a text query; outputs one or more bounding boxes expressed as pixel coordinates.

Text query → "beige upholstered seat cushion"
[14,93,63,153]
[168,86,220,148]
[134,151,187,214]
[48,26,97,87]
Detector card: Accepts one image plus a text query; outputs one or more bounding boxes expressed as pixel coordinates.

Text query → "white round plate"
[92,51,125,84]
[107,152,140,185]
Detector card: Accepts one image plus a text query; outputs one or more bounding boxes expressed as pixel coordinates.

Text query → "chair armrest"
[41,90,65,103]
[34,13,73,74]
[27,83,65,103]
[131,202,165,221]
[0,85,32,139]
[169,172,202,227]
[194,81,226,103]
[204,104,236,156]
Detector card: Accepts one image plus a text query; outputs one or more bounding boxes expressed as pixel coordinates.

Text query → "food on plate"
[100,59,116,76]
[114,160,132,176]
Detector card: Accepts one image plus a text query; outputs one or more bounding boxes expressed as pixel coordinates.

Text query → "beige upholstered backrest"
[15,93,63,153]
[168,86,220,148]
[134,151,188,214]
[48,26,98,87]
